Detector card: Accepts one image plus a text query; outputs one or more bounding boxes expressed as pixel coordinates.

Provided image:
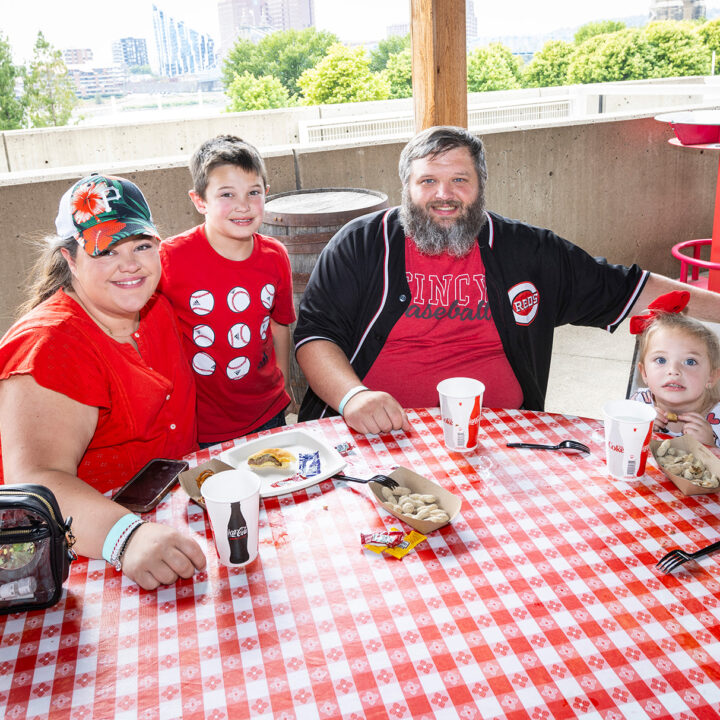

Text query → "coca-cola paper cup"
[201,469,261,567]
[602,399,656,480]
[436,377,485,452]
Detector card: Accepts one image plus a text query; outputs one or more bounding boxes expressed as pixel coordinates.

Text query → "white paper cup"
[200,469,261,567]
[602,399,656,479]
[436,377,485,452]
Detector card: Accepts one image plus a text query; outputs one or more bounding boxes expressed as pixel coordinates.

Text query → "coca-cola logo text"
[228,527,248,538]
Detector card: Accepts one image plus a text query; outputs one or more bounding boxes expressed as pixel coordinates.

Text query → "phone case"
[112,459,189,513]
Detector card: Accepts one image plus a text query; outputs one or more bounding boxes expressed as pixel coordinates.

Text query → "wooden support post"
[410,0,468,132]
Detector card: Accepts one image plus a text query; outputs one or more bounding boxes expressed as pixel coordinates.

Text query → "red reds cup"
[602,399,656,480]
[201,469,261,567]
[436,377,485,452]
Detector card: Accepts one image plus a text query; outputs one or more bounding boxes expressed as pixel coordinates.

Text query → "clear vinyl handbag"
[0,484,76,614]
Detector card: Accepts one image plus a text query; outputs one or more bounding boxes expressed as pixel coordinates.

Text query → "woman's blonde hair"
[17,236,78,317]
[638,311,720,406]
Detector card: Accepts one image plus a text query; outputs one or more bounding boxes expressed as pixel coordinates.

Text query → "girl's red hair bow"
[629,290,690,335]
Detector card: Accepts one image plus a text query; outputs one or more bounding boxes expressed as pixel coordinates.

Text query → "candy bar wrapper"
[362,528,426,558]
[360,530,404,548]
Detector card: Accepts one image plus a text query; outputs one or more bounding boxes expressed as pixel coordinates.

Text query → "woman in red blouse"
[0,174,205,590]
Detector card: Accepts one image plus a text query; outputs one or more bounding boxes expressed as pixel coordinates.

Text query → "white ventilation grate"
[299,98,573,144]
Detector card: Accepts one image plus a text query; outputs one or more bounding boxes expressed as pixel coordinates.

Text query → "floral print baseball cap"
[55,173,161,256]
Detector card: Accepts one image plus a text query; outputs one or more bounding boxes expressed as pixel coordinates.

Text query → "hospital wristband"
[102,514,144,569]
[338,385,369,416]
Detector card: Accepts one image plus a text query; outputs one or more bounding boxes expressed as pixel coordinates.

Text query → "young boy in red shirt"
[160,135,295,446]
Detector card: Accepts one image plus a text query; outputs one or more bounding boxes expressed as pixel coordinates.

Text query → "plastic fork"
[656,539,720,574]
[335,472,399,490]
[506,440,590,454]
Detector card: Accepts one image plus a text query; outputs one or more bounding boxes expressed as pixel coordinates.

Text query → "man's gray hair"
[398,126,488,187]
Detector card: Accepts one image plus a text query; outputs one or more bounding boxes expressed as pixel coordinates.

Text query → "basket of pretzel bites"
[179,459,234,508]
[650,436,720,496]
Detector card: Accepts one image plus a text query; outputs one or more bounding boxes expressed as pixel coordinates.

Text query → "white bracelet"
[338,385,369,416]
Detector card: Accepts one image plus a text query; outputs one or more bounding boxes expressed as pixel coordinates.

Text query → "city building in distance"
[152,4,216,77]
[217,0,314,54]
[112,38,149,68]
[62,48,93,65]
[650,0,706,20]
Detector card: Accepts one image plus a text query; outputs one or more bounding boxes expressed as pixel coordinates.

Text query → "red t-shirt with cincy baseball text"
[159,226,295,443]
[363,236,523,409]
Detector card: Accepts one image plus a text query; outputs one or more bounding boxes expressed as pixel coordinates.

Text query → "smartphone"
[112,458,189,513]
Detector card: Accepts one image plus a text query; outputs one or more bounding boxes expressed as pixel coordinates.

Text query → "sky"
[0,0,698,66]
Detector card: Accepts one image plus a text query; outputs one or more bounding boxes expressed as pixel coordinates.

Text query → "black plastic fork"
[656,539,720,573]
[335,472,399,490]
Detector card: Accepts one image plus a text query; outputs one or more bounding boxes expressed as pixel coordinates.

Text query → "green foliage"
[574,20,626,45]
[522,40,574,88]
[566,29,652,84]
[226,72,291,111]
[222,28,338,96]
[467,44,522,92]
[369,34,410,72]
[298,44,390,105]
[382,48,412,99]
[128,64,152,75]
[642,21,710,78]
[0,33,24,130]
[697,19,720,56]
[23,32,77,127]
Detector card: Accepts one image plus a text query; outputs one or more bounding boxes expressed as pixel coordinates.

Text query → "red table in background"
[2,410,720,719]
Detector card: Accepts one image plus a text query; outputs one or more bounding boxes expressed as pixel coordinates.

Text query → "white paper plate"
[218,429,346,497]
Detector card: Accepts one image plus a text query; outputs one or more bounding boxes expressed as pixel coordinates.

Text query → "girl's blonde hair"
[16,235,78,317]
[638,311,720,406]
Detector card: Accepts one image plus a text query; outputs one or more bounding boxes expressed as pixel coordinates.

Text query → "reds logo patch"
[508,282,540,325]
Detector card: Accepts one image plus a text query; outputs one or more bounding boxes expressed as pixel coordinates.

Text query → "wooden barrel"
[261,188,390,408]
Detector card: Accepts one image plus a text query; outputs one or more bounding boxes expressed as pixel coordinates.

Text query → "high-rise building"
[217,0,314,52]
[62,48,93,65]
[266,0,314,31]
[387,23,409,38]
[650,0,706,21]
[466,0,477,41]
[152,4,216,77]
[218,0,273,53]
[112,38,149,68]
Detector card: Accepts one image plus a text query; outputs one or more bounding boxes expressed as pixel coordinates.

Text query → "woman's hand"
[676,412,716,446]
[120,522,206,590]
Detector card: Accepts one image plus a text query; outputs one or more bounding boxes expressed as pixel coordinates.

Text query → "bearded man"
[294,125,720,434]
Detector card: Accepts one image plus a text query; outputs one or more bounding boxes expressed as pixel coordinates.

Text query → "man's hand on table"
[343,389,411,434]
[121,522,206,590]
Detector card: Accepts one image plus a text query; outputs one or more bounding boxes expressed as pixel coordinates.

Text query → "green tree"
[566,29,652,84]
[298,44,390,105]
[23,32,77,127]
[222,28,338,96]
[0,33,24,130]
[226,72,291,111]
[574,20,626,45]
[369,34,410,72]
[697,19,720,57]
[642,21,710,78]
[382,48,412,99]
[522,40,574,88]
[467,44,522,92]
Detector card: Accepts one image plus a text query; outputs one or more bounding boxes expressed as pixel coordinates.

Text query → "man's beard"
[400,189,487,257]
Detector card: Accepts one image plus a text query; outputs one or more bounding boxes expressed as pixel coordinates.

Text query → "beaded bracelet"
[338,385,369,416]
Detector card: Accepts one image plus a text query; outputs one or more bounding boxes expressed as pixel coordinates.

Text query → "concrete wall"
[0,114,717,335]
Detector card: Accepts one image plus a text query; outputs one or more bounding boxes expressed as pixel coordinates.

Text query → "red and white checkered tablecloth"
[2,409,720,719]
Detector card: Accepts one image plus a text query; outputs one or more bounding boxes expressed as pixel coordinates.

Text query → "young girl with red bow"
[630,290,720,447]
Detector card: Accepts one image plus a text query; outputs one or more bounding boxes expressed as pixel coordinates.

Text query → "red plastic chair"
[671,238,720,286]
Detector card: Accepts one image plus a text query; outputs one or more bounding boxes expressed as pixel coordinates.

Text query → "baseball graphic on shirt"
[228,322,251,348]
[192,324,215,348]
[260,283,275,309]
[227,286,250,313]
[227,356,250,380]
[260,316,270,340]
[192,351,216,376]
[190,289,214,315]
